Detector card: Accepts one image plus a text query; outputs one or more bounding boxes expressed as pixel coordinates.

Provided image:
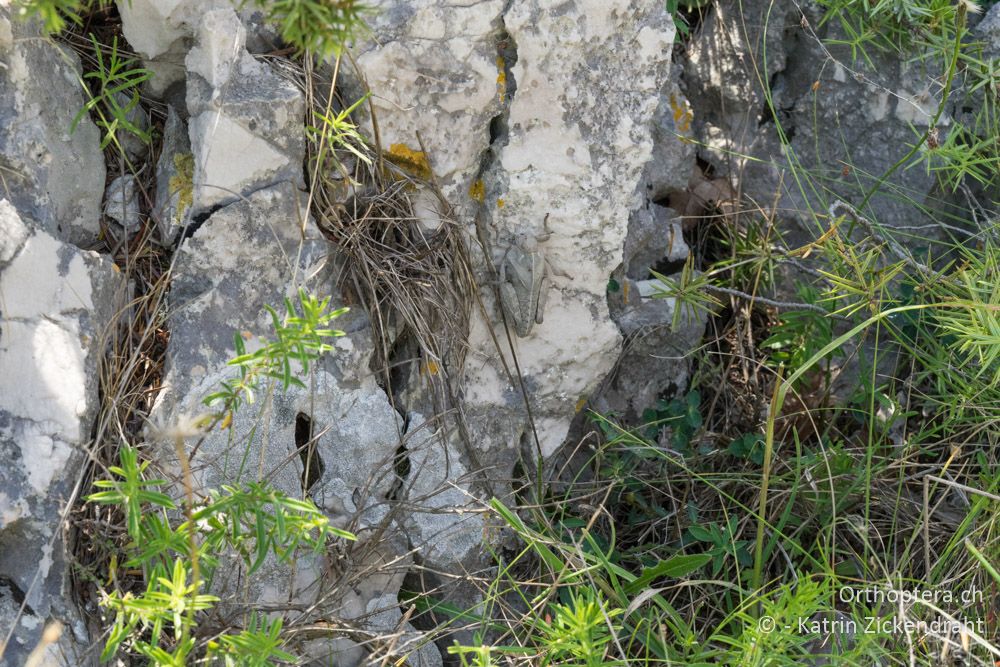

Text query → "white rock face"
[0,200,123,665]
[467,0,676,456]
[355,0,505,209]
[0,5,105,247]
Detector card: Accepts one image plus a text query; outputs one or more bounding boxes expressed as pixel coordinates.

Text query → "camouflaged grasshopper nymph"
[498,214,568,337]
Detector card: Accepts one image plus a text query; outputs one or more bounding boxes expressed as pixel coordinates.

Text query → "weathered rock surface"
[152,105,193,243]
[681,0,950,239]
[466,0,677,457]
[185,8,305,215]
[152,182,409,626]
[103,174,140,233]
[600,204,706,422]
[0,200,122,666]
[353,0,505,211]
[112,1,689,663]
[0,7,105,247]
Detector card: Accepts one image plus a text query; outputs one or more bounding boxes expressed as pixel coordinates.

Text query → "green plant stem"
[172,435,201,654]
[752,364,782,618]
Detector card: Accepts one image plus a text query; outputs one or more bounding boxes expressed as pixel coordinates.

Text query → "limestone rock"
[644,81,697,202]
[601,276,707,423]
[402,415,483,567]
[0,7,105,247]
[104,174,141,233]
[466,0,677,457]
[353,0,506,211]
[363,594,443,667]
[0,200,122,666]
[185,9,305,215]
[623,204,688,281]
[153,184,400,610]
[117,0,289,99]
[682,0,943,235]
[977,2,1000,53]
[152,106,193,244]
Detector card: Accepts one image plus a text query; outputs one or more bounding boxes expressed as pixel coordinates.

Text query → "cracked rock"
[353,0,506,213]
[185,8,305,215]
[0,6,105,247]
[0,200,123,666]
[152,184,400,612]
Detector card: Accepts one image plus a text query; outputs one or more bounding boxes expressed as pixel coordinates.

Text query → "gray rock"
[644,81,697,201]
[103,174,140,233]
[116,0,285,99]
[974,2,1000,54]
[0,201,122,666]
[152,183,402,615]
[600,275,707,422]
[0,7,105,247]
[401,415,483,568]
[363,594,442,667]
[152,105,193,243]
[624,204,688,281]
[683,0,947,238]
[112,91,151,162]
[185,8,305,215]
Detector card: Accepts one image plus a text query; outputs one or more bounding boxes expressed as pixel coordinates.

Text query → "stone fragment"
[601,275,707,423]
[152,105,193,244]
[644,82,697,202]
[0,6,105,247]
[402,415,483,567]
[363,594,443,667]
[112,91,151,162]
[103,174,140,233]
[623,204,688,281]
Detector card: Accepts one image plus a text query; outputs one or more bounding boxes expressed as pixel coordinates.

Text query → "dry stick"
[925,475,1000,503]
[701,283,833,315]
[829,200,933,275]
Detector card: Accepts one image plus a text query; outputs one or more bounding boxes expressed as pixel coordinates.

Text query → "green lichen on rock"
[169,152,194,221]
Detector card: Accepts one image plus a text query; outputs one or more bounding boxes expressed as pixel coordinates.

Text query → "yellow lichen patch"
[423,359,440,376]
[386,143,432,180]
[496,56,507,102]
[169,152,194,220]
[575,397,588,413]
[496,198,505,208]
[669,93,693,133]
[469,178,485,203]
